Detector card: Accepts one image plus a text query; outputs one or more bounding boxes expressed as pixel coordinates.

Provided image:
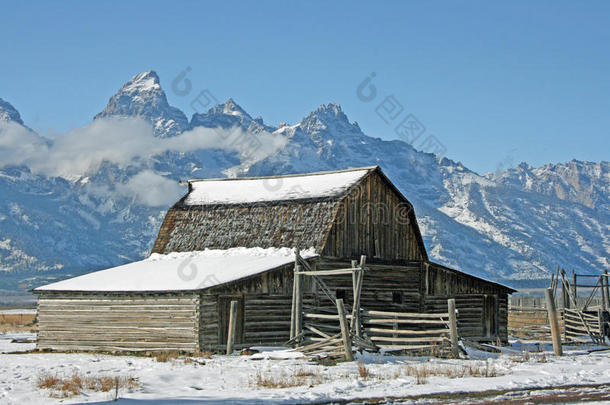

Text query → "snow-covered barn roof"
[152,166,385,254]
[184,167,372,205]
[34,247,317,293]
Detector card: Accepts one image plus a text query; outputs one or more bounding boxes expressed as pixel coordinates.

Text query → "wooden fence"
[510,296,604,310]
[508,307,555,340]
[563,308,605,344]
[362,309,453,355]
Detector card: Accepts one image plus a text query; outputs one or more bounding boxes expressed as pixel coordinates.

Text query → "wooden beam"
[336,298,353,361]
[295,264,303,341]
[295,269,357,276]
[545,288,563,356]
[290,254,297,340]
[362,310,449,318]
[447,298,459,358]
[226,300,237,355]
[603,271,609,312]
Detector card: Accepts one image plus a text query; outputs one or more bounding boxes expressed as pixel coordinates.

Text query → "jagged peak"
[199,98,252,120]
[94,70,188,137]
[311,102,346,118]
[120,70,161,94]
[0,98,24,125]
[301,102,352,128]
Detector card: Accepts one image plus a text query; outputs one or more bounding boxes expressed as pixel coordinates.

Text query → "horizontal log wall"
[199,263,296,349]
[36,292,200,352]
[424,294,508,343]
[313,261,423,312]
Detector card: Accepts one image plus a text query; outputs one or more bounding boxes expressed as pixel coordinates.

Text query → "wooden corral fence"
[508,268,609,346]
[563,308,606,345]
[287,252,460,360]
[508,307,557,340]
[362,309,453,355]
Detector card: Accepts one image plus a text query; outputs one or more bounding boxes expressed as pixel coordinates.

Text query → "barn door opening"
[482,294,498,339]
[218,296,244,346]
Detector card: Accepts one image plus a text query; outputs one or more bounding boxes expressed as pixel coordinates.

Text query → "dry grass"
[0,313,36,333]
[400,360,499,384]
[251,368,323,389]
[357,361,369,379]
[37,372,139,398]
[193,349,213,359]
[153,351,181,363]
[0,313,36,325]
[0,323,36,333]
[511,350,548,363]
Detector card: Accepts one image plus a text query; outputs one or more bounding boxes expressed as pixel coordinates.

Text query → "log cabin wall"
[199,263,299,350]
[322,171,425,261]
[36,292,200,352]
[423,263,509,343]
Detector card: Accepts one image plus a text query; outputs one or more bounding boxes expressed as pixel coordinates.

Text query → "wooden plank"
[376,344,449,350]
[295,336,342,352]
[366,327,449,335]
[296,269,357,276]
[362,310,449,318]
[447,298,460,357]
[365,318,447,325]
[545,288,563,356]
[226,300,237,355]
[305,325,332,339]
[336,299,353,361]
[304,313,353,320]
[370,336,448,343]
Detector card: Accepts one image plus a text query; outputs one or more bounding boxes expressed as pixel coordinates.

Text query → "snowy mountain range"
[0,71,608,300]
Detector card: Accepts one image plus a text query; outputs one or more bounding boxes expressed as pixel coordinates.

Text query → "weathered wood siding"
[423,263,509,343]
[199,263,296,349]
[323,172,425,261]
[36,293,200,352]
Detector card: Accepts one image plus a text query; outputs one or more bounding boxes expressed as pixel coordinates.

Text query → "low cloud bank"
[0,117,287,206]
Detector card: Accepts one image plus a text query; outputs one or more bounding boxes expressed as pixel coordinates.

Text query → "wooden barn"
[34,166,514,353]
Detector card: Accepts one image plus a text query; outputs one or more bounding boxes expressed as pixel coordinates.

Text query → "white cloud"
[115,170,184,207]
[0,117,288,206]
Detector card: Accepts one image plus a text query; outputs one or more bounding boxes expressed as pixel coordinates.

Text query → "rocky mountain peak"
[94,70,188,137]
[191,99,275,134]
[0,98,24,125]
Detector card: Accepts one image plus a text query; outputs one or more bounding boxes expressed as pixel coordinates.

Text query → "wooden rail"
[362,307,456,355]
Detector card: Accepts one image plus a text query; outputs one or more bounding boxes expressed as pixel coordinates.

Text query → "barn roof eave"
[426,260,517,293]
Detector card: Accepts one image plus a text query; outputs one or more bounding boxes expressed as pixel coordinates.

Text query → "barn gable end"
[322,169,427,261]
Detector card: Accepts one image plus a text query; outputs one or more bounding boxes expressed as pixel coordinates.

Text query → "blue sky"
[1,0,608,174]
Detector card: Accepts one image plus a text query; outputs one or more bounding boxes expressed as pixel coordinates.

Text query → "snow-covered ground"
[1,333,609,404]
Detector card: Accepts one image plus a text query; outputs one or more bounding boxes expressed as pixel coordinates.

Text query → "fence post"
[336,298,353,361]
[572,271,578,306]
[226,300,238,355]
[295,264,303,339]
[561,269,570,309]
[545,288,563,356]
[290,255,297,339]
[447,298,460,357]
[601,275,608,313]
[602,270,610,311]
[598,308,605,343]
